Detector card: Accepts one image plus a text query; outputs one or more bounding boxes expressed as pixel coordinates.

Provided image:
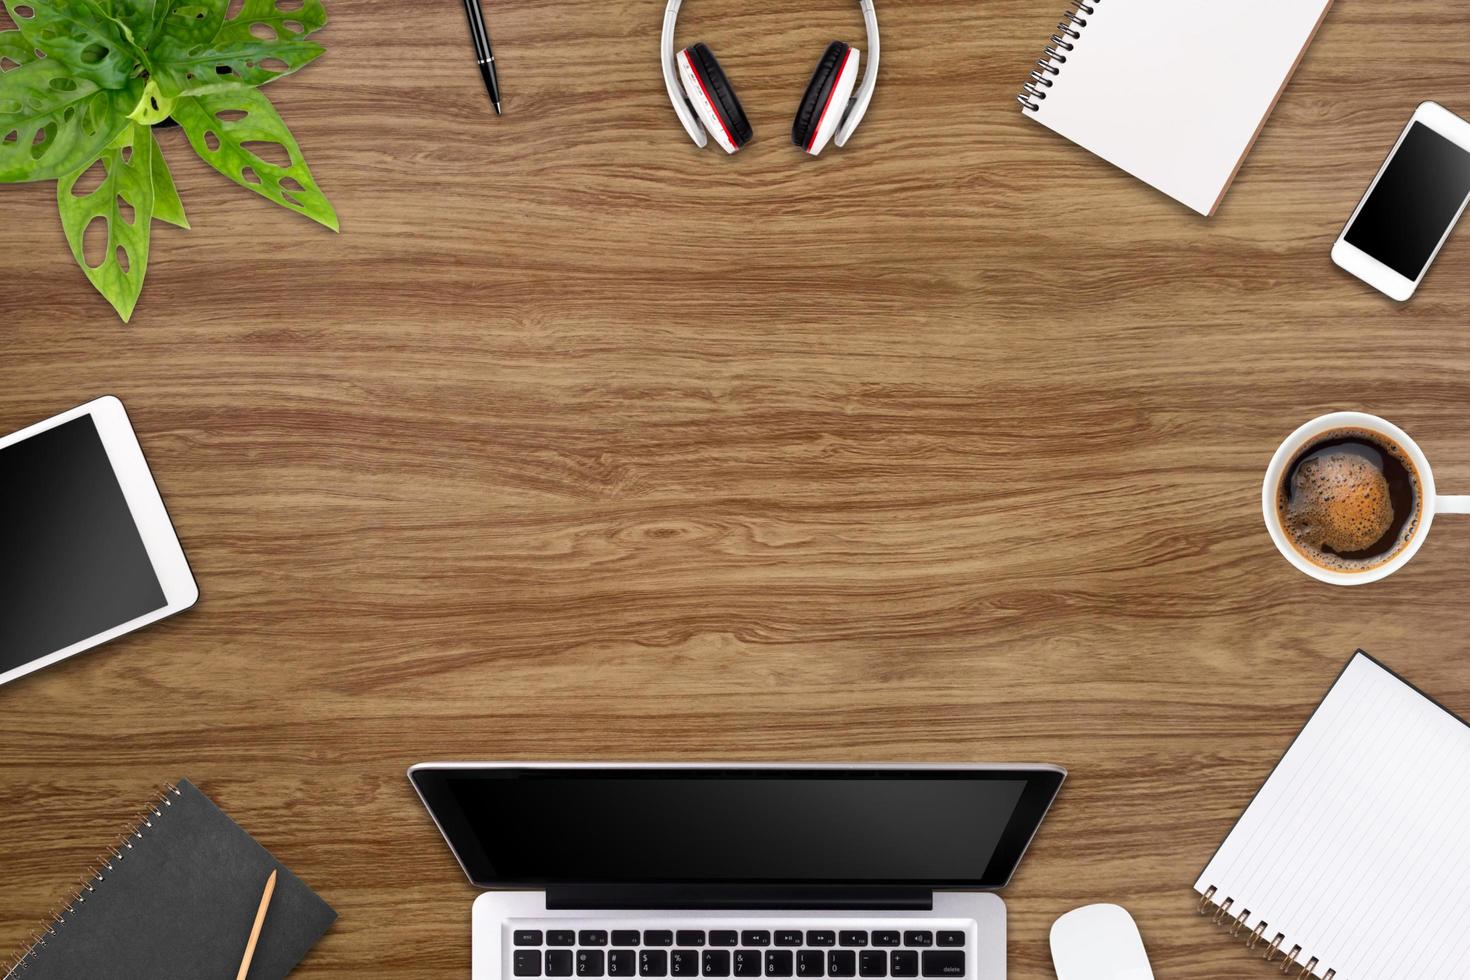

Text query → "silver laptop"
[409,763,1065,980]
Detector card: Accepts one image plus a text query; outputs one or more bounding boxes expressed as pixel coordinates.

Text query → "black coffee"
[1277,427,1421,572]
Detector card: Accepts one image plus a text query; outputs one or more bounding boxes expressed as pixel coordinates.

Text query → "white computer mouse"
[1049,903,1155,980]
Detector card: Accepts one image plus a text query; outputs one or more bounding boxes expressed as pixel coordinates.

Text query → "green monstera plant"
[0,0,337,321]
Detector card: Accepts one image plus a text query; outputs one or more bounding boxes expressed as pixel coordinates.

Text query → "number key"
[579,951,606,977]
[765,951,794,977]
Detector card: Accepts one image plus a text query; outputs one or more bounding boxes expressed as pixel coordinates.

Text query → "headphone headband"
[661,0,880,150]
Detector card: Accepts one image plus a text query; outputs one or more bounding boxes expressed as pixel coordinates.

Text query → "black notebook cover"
[7,779,335,979]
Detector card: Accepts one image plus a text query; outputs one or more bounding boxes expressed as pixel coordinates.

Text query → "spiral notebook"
[1017,0,1335,215]
[1195,651,1470,979]
[3,779,335,979]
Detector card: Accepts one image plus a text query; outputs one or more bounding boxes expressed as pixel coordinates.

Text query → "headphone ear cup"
[792,41,860,155]
[677,42,753,153]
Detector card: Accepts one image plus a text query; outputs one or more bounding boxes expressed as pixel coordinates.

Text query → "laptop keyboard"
[509,927,970,979]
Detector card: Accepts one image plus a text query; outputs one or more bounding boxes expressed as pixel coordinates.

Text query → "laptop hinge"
[545,885,934,912]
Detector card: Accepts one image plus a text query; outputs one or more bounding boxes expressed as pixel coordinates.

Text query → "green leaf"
[149,126,186,227]
[57,121,154,320]
[0,55,131,181]
[152,0,226,50]
[104,0,172,47]
[149,0,323,95]
[217,0,326,40]
[125,73,171,122]
[173,85,335,229]
[4,0,142,89]
[0,28,41,68]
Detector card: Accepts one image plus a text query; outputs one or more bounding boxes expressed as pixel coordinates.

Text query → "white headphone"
[661,0,880,155]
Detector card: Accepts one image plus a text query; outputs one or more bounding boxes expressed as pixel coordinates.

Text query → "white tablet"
[0,396,198,687]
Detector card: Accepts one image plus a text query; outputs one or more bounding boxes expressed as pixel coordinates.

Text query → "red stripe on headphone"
[807,47,856,151]
[682,50,739,151]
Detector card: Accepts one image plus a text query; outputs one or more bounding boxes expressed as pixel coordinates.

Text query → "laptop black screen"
[410,766,1064,889]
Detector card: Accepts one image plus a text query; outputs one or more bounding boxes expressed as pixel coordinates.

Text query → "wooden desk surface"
[4,0,1470,975]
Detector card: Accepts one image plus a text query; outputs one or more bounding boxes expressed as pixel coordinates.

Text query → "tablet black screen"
[0,415,165,670]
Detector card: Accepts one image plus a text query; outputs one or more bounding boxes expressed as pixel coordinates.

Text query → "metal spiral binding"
[1197,885,1336,980]
[1017,0,1098,111]
[2,784,181,979]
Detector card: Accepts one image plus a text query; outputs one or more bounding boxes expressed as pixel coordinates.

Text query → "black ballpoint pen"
[462,0,502,114]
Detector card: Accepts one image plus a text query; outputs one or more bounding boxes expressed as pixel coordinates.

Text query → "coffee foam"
[1278,428,1421,573]
[1285,452,1394,554]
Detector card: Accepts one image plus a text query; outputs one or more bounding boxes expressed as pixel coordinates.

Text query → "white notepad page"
[1022,0,1334,215]
[1195,653,1470,978]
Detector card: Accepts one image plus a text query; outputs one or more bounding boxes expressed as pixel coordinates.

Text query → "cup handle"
[1439,495,1470,515]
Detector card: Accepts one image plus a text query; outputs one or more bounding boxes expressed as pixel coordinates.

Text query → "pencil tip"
[494,101,503,115]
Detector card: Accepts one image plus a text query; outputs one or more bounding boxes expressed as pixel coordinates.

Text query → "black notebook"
[3,779,335,979]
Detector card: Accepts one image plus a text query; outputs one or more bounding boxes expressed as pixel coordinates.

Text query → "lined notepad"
[1195,652,1470,978]
[1017,0,1335,215]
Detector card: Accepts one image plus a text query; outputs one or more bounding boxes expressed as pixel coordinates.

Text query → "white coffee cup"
[1263,412,1470,585]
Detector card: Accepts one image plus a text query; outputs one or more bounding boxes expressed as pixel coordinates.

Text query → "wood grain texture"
[3,0,1470,976]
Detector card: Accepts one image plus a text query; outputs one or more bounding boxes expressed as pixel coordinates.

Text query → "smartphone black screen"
[1344,121,1470,280]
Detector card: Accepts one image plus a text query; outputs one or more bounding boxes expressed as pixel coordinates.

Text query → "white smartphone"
[1332,102,1470,301]
[0,396,198,687]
